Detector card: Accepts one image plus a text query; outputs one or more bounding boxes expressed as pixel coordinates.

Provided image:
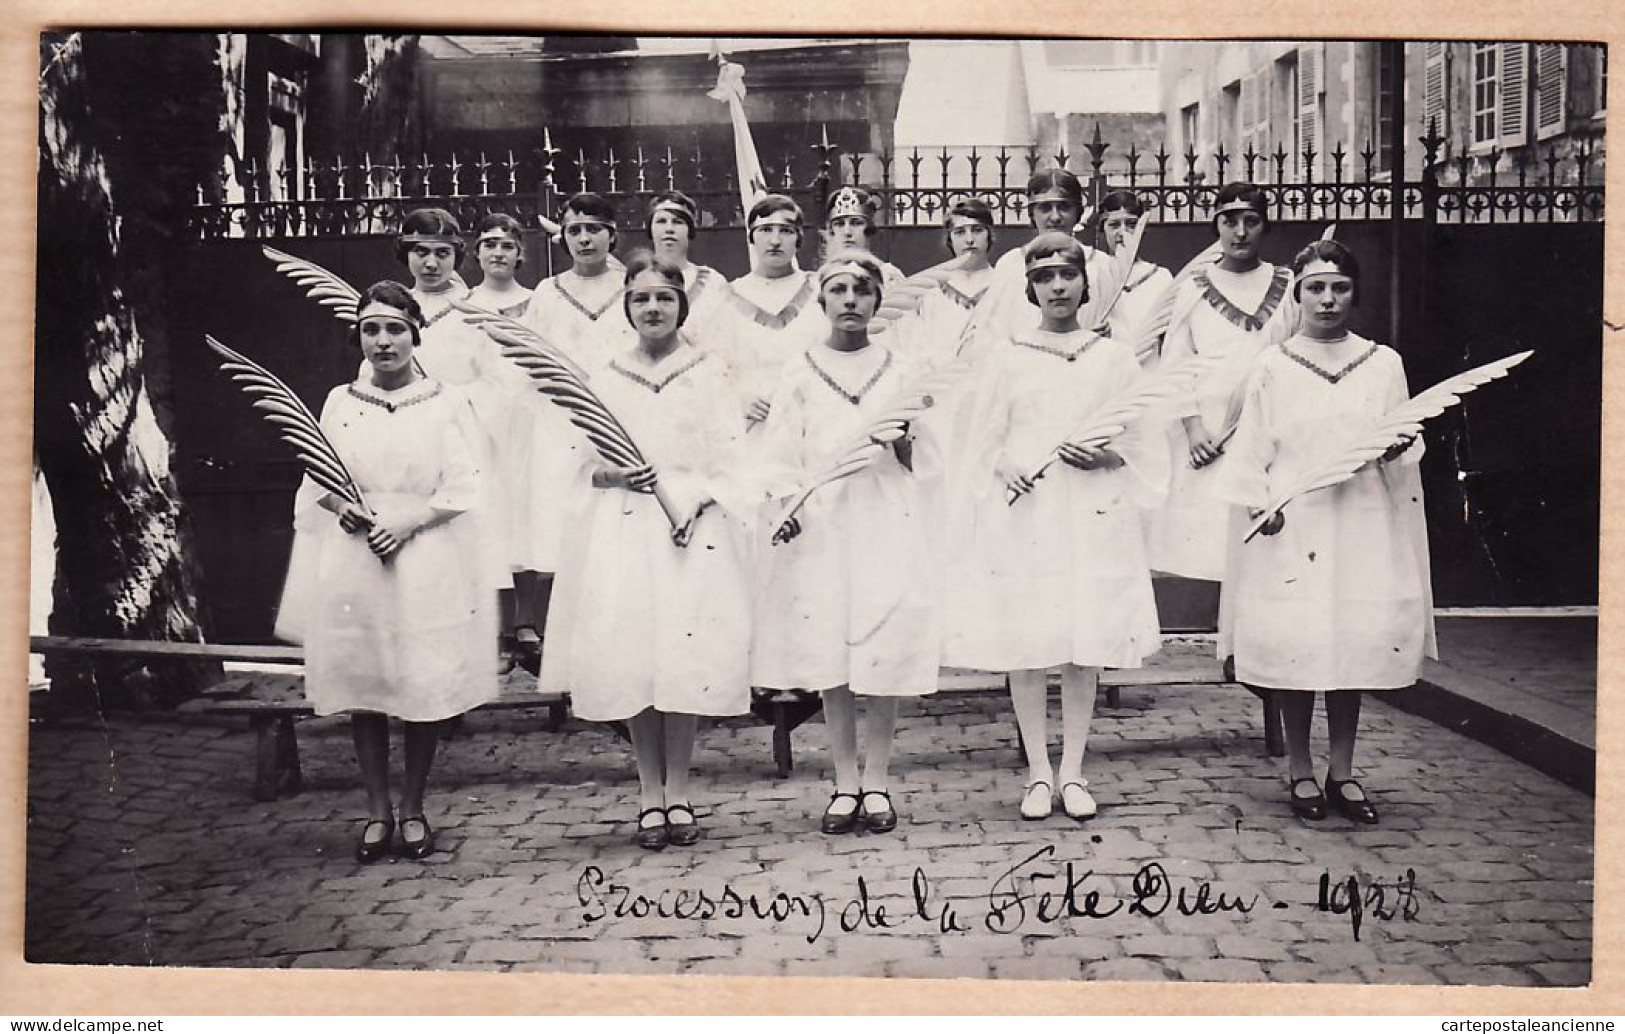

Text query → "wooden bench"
[30,636,569,802]
[33,635,1283,795]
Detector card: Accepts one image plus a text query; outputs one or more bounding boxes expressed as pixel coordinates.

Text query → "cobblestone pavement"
[25,679,1592,985]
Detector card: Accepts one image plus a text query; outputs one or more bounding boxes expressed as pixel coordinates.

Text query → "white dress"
[1214,335,1437,691]
[945,329,1166,671]
[751,341,942,697]
[540,341,756,722]
[715,270,830,413]
[1105,260,1175,360]
[515,269,633,573]
[274,379,500,721]
[1145,261,1290,580]
[680,262,734,344]
[394,288,526,590]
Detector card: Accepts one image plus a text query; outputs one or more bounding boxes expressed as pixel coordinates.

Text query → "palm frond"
[451,299,683,530]
[262,246,362,323]
[1010,354,1214,504]
[1087,217,1148,330]
[771,361,966,543]
[1130,240,1225,363]
[205,335,367,510]
[1242,349,1533,541]
[869,253,973,328]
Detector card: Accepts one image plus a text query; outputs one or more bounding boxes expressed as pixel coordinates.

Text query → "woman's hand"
[592,463,658,494]
[1379,435,1417,464]
[335,501,373,535]
[671,499,714,548]
[1183,416,1223,469]
[1057,442,1125,471]
[999,466,1037,499]
[771,515,803,546]
[1248,507,1286,537]
[363,505,430,559]
[746,397,772,424]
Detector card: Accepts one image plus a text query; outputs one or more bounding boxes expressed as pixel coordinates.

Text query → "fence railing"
[188,121,1605,239]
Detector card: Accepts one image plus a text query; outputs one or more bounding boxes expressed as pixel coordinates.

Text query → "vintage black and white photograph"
[26,32,1603,988]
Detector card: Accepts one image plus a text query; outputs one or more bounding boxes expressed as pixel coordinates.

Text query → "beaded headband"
[356,301,421,326]
[623,268,688,298]
[399,232,461,246]
[1024,252,1085,276]
[749,209,802,232]
[650,198,698,224]
[818,258,880,288]
[826,186,878,223]
[476,228,520,244]
[1214,198,1267,219]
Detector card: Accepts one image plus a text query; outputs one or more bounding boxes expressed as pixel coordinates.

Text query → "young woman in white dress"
[1215,240,1436,824]
[460,213,548,669]
[945,234,1166,821]
[718,195,828,425]
[276,281,498,862]
[541,253,753,850]
[1147,182,1291,583]
[822,185,905,285]
[899,197,998,369]
[644,190,733,340]
[753,251,941,835]
[1091,190,1173,357]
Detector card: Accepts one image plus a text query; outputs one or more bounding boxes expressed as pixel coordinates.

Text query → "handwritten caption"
[577,846,1419,944]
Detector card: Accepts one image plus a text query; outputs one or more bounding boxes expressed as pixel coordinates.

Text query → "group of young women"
[271,168,1435,863]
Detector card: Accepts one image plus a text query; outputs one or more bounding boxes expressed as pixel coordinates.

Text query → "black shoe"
[821,793,861,835]
[665,804,701,847]
[355,816,394,863]
[397,815,435,859]
[860,790,897,834]
[1326,777,1379,825]
[634,807,669,850]
[1289,777,1327,821]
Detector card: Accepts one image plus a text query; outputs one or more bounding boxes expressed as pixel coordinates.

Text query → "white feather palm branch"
[1241,349,1533,541]
[870,253,973,327]
[1009,354,1215,504]
[1086,217,1148,330]
[771,362,966,544]
[451,301,684,530]
[262,246,362,322]
[205,335,370,512]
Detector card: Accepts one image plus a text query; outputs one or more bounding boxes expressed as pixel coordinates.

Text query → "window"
[1222,80,1243,156]
[1296,43,1323,180]
[1535,44,1569,140]
[1473,43,1499,145]
[1373,45,1397,174]
[1275,52,1300,174]
[1181,102,1200,154]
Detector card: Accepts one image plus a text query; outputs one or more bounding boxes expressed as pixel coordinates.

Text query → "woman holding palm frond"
[276,281,498,862]
[1215,240,1436,825]
[752,250,941,837]
[540,253,754,851]
[945,234,1167,823]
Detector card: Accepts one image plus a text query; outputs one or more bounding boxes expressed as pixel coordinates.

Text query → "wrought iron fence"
[188,121,1605,239]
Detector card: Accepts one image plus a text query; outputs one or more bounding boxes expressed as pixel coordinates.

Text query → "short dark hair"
[1291,238,1361,305]
[347,280,424,350]
[1025,168,1084,207]
[943,197,995,256]
[394,208,464,267]
[645,190,699,237]
[1098,189,1147,218]
[474,213,525,269]
[1021,231,1090,307]
[1212,181,1271,232]
[621,249,690,329]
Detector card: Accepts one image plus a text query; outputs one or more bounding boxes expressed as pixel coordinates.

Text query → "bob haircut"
[942,197,995,255]
[644,190,699,237]
[1211,181,1271,232]
[394,207,464,267]
[474,212,525,268]
[816,248,886,311]
[1098,189,1147,218]
[1022,231,1091,307]
[621,249,691,329]
[347,280,425,351]
[1025,167,1084,207]
[1290,238,1362,305]
[747,193,805,237]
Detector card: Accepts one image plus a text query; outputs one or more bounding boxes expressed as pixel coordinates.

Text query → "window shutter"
[1498,42,1530,147]
[1424,42,1449,140]
[1534,44,1569,139]
[1298,43,1324,177]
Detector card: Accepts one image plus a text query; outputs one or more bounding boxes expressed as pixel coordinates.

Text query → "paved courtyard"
[25,673,1592,986]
